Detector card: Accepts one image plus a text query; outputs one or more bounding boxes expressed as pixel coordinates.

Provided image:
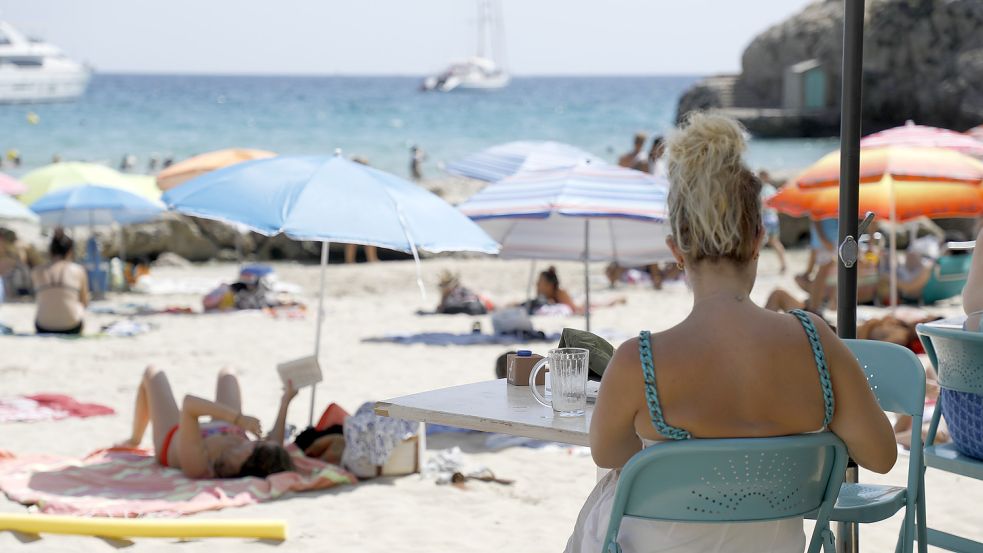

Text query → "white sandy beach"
[1,250,982,552]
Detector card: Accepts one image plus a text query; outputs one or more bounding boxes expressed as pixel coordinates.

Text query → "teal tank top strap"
[639,330,691,440]
[789,309,835,427]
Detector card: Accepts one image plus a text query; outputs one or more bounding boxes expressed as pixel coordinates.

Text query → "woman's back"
[632,303,830,442]
[32,260,86,331]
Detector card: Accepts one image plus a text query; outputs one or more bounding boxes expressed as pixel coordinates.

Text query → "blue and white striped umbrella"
[458,163,671,264]
[458,163,671,330]
[445,141,603,182]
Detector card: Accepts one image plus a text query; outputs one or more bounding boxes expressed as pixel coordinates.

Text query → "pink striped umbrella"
[0,172,26,195]
[969,125,983,142]
[861,120,983,157]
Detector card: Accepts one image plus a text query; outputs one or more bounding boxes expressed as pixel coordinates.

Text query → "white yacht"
[0,21,90,104]
[422,0,510,92]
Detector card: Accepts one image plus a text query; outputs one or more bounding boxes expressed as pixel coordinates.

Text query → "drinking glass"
[529,348,589,417]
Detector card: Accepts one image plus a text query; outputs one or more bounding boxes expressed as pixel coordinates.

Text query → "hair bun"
[666,112,760,264]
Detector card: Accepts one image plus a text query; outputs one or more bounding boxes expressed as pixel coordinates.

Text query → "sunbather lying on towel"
[118,365,296,479]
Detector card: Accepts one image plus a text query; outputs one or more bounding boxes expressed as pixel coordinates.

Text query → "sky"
[0,0,814,76]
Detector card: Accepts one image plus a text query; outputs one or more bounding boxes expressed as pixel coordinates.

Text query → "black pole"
[837,1,865,552]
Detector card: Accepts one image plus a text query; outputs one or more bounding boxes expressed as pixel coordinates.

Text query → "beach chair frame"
[916,324,983,552]
[601,432,848,553]
[807,340,927,553]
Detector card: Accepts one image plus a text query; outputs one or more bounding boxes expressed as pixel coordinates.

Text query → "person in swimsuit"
[566,113,896,553]
[617,132,648,171]
[31,232,88,334]
[119,365,296,479]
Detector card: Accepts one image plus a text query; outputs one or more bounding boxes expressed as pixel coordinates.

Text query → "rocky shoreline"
[677,0,983,136]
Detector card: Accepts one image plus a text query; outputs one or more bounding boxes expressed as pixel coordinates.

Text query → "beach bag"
[940,388,983,461]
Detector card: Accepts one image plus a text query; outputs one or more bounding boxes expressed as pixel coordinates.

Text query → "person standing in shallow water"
[617,132,648,171]
[409,145,426,181]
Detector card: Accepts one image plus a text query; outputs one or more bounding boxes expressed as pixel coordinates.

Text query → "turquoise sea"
[0,74,837,179]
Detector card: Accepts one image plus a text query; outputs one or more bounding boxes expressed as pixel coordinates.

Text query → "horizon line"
[91,70,712,79]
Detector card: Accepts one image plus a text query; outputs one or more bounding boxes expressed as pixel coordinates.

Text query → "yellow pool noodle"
[0,514,286,540]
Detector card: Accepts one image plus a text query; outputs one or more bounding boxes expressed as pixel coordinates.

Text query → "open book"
[276,356,323,389]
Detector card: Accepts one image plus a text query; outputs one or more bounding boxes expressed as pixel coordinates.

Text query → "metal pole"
[837,1,865,552]
[310,240,329,426]
[584,219,591,331]
[525,260,537,306]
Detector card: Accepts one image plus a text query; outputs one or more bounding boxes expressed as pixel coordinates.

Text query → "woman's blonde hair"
[666,112,762,264]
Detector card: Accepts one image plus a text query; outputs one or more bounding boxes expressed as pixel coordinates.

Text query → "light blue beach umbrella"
[0,193,38,223]
[445,140,604,182]
[163,152,500,423]
[29,184,165,228]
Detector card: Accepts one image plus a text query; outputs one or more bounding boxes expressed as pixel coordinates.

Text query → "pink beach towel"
[0,395,114,423]
[0,446,356,517]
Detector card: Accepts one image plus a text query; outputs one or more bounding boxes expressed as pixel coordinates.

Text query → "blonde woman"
[565,113,896,553]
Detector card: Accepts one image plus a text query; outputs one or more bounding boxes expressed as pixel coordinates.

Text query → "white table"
[375,379,593,447]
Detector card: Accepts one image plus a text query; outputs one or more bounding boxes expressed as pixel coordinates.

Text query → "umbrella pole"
[584,220,591,332]
[525,260,537,306]
[310,241,329,427]
[836,1,866,552]
[889,187,898,309]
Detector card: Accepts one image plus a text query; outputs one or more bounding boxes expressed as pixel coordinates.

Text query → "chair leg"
[895,522,906,553]
[916,471,928,553]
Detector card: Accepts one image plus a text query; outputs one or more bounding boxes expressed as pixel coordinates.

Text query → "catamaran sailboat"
[0,21,90,104]
[422,0,509,92]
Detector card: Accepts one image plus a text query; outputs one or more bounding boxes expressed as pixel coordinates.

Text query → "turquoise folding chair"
[916,324,983,552]
[808,340,927,553]
[602,432,848,553]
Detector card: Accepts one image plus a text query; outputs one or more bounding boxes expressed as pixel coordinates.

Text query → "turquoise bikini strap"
[789,309,836,427]
[639,330,691,440]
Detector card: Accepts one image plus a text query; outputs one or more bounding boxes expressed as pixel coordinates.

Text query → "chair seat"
[925,443,983,480]
[807,483,908,523]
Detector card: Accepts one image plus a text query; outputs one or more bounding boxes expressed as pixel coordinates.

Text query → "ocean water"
[0,74,837,179]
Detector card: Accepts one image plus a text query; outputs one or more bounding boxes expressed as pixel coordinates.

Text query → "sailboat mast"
[476,0,491,59]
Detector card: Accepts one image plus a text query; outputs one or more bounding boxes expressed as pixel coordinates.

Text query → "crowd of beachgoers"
[1,113,983,552]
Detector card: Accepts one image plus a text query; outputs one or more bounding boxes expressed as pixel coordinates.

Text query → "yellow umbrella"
[156,149,276,190]
[19,162,161,205]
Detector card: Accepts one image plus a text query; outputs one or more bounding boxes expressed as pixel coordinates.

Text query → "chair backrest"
[922,254,971,305]
[916,325,983,395]
[603,433,848,553]
[843,339,926,416]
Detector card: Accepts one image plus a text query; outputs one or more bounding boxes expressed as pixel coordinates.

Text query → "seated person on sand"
[604,262,683,290]
[31,231,88,335]
[566,114,894,553]
[119,365,296,479]
[436,270,492,315]
[0,228,42,300]
[522,266,625,316]
[882,235,941,304]
[765,253,879,314]
[293,402,418,479]
[203,266,301,312]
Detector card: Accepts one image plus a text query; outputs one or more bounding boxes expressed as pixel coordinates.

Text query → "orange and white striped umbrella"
[156,148,276,190]
[768,146,983,222]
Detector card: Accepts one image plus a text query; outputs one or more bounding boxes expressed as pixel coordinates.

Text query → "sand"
[1,249,982,552]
